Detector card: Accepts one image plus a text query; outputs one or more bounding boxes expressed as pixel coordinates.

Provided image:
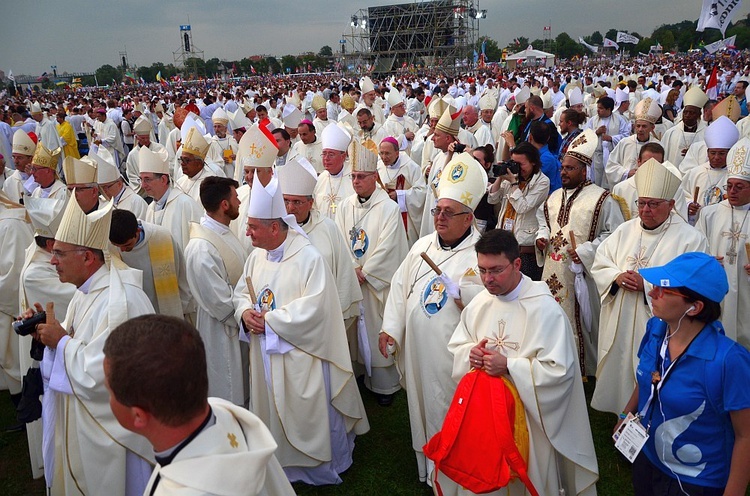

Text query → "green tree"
[184,57,206,78]
[605,29,618,42]
[280,55,299,73]
[205,57,222,77]
[555,32,582,59]
[96,64,121,85]
[475,36,502,62]
[590,31,603,45]
[266,56,281,75]
[318,45,333,57]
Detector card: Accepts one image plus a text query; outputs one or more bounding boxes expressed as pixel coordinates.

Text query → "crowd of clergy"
[1,51,750,494]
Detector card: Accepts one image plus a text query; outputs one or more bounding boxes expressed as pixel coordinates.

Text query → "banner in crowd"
[616,32,640,44]
[578,37,599,53]
[603,38,620,49]
[704,34,737,53]
[697,0,743,35]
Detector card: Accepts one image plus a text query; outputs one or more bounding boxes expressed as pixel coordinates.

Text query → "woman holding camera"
[487,141,549,280]
[618,252,750,496]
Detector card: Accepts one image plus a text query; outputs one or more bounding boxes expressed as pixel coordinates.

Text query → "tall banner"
[704,34,737,53]
[697,0,743,35]
[603,38,620,49]
[616,32,640,44]
[578,37,599,53]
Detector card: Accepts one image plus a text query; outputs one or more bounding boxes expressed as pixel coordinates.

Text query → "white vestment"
[590,215,709,413]
[611,177,688,221]
[660,121,707,169]
[381,230,484,482]
[696,201,750,349]
[205,135,238,180]
[126,142,169,197]
[378,153,427,247]
[335,188,408,393]
[584,113,630,188]
[30,180,68,202]
[681,165,727,221]
[176,166,221,205]
[313,164,355,219]
[232,230,369,484]
[419,150,451,237]
[289,139,324,174]
[144,398,294,496]
[447,277,599,496]
[185,219,248,406]
[42,264,155,496]
[679,140,707,174]
[604,135,659,187]
[145,187,203,252]
[111,185,148,219]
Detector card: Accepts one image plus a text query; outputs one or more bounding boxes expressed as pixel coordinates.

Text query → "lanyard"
[638,328,703,426]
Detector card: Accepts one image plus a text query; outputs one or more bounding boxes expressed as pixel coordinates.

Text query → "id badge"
[613,413,649,463]
[503,218,515,231]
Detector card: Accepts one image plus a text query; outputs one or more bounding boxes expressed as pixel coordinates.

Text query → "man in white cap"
[473,94,500,148]
[156,103,174,146]
[420,104,463,237]
[281,104,303,144]
[314,123,355,218]
[377,136,426,247]
[311,95,331,136]
[536,129,625,377]
[95,148,147,219]
[447,227,599,496]
[109,208,195,321]
[233,175,370,484]
[356,76,385,124]
[4,130,37,203]
[682,115,739,225]
[30,102,64,165]
[92,107,124,168]
[205,107,238,180]
[141,146,203,251]
[605,96,662,187]
[278,157,362,331]
[697,136,750,349]
[378,152,487,485]
[289,120,323,174]
[660,86,708,168]
[64,156,100,213]
[591,159,709,415]
[18,197,76,478]
[175,127,218,204]
[125,115,168,197]
[29,144,67,201]
[0,192,34,429]
[584,95,630,188]
[335,139,408,406]
[26,198,154,496]
[184,176,248,406]
[383,90,418,155]
[681,95,741,174]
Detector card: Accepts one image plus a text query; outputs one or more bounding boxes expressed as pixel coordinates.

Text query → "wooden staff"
[569,231,577,250]
[693,186,700,204]
[420,252,442,275]
[245,276,258,303]
[745,242,750,263]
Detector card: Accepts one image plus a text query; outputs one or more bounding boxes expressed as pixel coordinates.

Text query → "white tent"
[505,46,555,69]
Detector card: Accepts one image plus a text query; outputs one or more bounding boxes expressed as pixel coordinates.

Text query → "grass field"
[1,380,642,496]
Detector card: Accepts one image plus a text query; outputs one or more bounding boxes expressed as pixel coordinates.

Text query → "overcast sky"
[1,0,745,76]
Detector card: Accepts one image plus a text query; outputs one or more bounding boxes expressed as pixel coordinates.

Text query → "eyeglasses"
[351,173,376,181]
[51,248,88,258]
[430,207,470,219]
[635,199,667,210]
[478,263,514,276]
[652,286,688,299]
[179,156,201,164]
[284,198,311,206]
[727,182,750,192]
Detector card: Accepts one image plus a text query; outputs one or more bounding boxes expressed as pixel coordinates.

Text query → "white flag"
[704,34,738,54]
[603,38,620,49]
[616,32,640,44]
[578,37,599,53]
[697,0,743,35]
[7,70,14,82]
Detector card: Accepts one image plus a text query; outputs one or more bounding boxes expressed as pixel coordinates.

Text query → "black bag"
[17,367,43,424]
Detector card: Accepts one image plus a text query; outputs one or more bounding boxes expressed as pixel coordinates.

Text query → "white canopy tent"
[505,46,555,69]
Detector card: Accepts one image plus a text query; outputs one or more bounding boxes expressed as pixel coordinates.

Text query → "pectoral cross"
[327,193,338,214]
[722,222,747,265]
[227,433,239,448]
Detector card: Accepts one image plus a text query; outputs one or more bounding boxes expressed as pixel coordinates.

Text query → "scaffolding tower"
[341,0,480,74]
[173,24,204,77]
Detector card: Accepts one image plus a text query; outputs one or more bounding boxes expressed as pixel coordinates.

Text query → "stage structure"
[173,24,204,76]
[341,0,484,74]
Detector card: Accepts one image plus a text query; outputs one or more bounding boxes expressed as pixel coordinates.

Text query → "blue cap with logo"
[639,252,729,303]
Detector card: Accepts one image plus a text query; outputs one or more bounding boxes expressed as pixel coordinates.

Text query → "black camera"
[493,160,521,177]
[453,143,466,153]
[13,312,46,337]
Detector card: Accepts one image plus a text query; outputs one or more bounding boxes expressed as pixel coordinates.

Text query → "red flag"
[705,65,718,100]
[251,65,257,75]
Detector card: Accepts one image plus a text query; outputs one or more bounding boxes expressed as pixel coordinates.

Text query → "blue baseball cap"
[639,252,729,303]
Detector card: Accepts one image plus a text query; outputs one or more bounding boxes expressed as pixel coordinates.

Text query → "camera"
[453,143,466,153]
[492,160,521,177]
[13,312,46,337]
